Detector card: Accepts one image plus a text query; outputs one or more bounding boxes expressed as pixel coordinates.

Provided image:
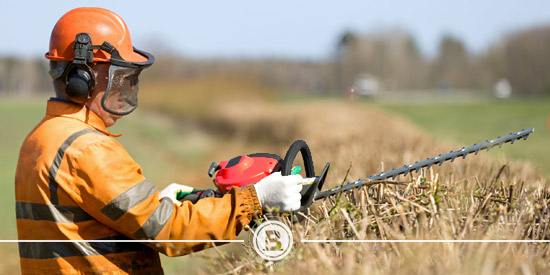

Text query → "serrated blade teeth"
[353,128,534,190]
[313,128,536,202]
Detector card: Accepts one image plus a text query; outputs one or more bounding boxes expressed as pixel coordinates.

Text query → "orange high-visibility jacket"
[15,99,261,274]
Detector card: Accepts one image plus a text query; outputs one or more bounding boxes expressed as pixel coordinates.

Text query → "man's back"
[15,100,163,274]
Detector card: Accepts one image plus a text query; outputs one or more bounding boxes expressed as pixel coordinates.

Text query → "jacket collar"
[46,99,121,137]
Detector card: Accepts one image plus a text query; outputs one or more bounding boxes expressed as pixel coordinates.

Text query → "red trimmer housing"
[210,153,283,192]
[206,140,330,222]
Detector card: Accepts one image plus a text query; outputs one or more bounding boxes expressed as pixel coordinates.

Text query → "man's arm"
[71,138,261,256]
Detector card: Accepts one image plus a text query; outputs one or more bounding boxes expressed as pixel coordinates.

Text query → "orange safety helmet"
[46,7,150,64]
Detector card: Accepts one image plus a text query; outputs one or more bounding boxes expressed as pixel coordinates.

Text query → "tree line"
[335,25,550,97]
[1,24,550,97]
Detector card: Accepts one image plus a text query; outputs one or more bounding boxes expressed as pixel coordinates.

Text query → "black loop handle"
[281,140,315,178]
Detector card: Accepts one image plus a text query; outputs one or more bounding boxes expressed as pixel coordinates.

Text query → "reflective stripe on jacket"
[15,100,262,274]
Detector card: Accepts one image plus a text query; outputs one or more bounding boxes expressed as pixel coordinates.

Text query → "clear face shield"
[101,65,143,116]
[52,33,154,115]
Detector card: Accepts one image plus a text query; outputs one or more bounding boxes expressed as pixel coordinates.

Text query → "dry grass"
[139,75,280,119]
[182,100,549,274]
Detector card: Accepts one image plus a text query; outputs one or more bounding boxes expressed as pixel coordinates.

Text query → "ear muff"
[63,62,95,104]
[61,33,97,104]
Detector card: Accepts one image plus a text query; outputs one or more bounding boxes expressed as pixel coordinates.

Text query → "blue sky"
[2,1,550,59]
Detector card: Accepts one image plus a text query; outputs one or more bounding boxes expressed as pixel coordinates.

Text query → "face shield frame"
[96,41,154,116]
[101,65,143,116]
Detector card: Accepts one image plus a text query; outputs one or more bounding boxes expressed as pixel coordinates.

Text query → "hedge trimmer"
[178,128,534,214]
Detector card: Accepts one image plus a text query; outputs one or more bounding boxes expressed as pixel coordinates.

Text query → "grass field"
[1,93,548,274]
[0,98,47,273]
[373,99,549,176]
[0,98,46,240]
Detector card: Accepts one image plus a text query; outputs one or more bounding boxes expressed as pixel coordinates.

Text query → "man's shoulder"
[23,115,119,156]
[17,115,129,178]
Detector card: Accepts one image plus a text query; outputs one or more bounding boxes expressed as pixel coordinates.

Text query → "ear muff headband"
[63,33,96,103]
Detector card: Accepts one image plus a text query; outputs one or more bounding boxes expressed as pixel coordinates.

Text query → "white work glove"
[253,172,303,212]
[159,183,194,206]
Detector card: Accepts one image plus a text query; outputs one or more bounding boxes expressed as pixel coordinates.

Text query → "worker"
[15,7,303,274]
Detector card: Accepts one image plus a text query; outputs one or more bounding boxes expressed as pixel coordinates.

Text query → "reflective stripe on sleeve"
[101,179,158,222]
[133,198,174,240]
[48,128,103,205]
[16,201,93,223]
[18,235,152,259]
